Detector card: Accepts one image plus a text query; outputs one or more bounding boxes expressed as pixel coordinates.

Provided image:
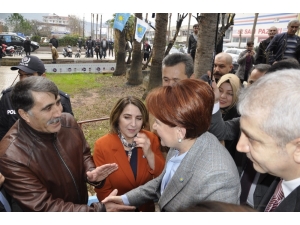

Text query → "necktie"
[240,158,257,204]
[0,189,11,212]
[264,179,284,212]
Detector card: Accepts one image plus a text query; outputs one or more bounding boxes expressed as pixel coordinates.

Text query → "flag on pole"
[113,13,131,32]
[135,18,150,42]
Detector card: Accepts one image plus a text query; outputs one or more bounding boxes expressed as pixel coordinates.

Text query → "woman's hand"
[134,132,151,157]
[134,132,155,169]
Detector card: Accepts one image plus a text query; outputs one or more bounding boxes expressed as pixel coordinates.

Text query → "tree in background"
[165,13,188,56]
[194,13,219,78]
[127,13,143,85]
[68,15,83,36]
[5,13,31,35]
[142,13,168,99]
[29,19,53,38]
[124,15,135,64]
[251,13,259,42]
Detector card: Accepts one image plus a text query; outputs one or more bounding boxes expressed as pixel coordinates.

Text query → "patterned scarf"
[117,130,137,161]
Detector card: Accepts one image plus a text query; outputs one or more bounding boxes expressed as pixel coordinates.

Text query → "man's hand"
[86,163,118,183]
[207,70,219,103]
[0,173,5,188]
[102,189,136,212]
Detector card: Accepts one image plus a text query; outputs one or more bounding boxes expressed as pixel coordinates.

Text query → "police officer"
[0,55,73,140]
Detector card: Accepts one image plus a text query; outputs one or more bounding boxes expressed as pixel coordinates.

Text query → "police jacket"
[266,32,300,64]
[0,113,106,211]
[0,87,73,140]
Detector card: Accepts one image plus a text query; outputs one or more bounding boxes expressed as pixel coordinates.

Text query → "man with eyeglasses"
[0,55,73,141]
[255,26,278,65]
[266,19,300,65]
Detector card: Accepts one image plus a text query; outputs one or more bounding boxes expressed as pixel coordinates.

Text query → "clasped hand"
[102,189,136,212]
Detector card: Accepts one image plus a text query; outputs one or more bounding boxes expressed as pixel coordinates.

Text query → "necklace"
[117,130,137,162]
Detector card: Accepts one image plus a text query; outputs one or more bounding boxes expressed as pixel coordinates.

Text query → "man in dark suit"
[236,68,300,212]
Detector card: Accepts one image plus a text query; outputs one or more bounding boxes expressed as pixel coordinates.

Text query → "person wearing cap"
[0,55,73,141]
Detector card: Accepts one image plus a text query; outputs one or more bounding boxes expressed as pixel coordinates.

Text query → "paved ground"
[0,66,18,93]
[0,47,116,94]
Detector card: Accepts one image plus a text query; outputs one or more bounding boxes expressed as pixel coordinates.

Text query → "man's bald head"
[213,52,233,82]
[268,26,278,39]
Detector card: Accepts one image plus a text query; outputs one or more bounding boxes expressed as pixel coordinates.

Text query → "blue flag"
[135,18,150,42]
[113,13,131,32]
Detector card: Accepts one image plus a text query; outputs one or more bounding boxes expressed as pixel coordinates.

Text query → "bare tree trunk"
[100,15,102,40]
[92,14,94,38]
[127,13,143,85]
[168,13,172,41]
[194,13,219,78]
[142,13,168,100]
[113,29,126,76]
[96,14,98,39]
[186,13,192,46]
[251,13,259,42]
[91,14,93,38]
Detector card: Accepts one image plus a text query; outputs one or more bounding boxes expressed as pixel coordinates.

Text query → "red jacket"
[93,130,165,211]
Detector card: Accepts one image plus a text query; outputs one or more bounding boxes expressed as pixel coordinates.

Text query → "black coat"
[23,40,31,52]
[255,37,271,64]
[49,38,59,48]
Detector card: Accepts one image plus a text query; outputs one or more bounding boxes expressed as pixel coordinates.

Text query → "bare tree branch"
[164,13,188,56]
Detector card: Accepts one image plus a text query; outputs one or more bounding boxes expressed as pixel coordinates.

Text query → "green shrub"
[59,35,86,47]
[31,35,41,43]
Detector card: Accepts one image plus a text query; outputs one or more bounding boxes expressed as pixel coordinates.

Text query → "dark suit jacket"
[93,130,165,212]
[275,184,300,212]
[255,176,300,212]
[254,174,279,211]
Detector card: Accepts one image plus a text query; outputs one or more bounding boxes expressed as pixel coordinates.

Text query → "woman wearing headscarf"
[217,73,241,158]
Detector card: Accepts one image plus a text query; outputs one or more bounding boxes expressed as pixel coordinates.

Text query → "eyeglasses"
[290,26,299,29]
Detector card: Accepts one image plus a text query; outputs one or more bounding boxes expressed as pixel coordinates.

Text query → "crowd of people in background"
[1,19,300,213]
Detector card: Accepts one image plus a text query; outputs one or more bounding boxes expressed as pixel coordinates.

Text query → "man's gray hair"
[162,53,194,78]
[250,64,271,73]
[288,19,300,26]
[238,69,300,148]
[11,76,59,118]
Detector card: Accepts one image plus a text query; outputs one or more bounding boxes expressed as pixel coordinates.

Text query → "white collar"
[282,177,300,198]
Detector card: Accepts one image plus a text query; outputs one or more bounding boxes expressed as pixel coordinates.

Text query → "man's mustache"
[47,117,61,125]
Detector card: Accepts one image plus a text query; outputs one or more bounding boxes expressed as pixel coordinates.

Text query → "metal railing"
[77,117,109,129]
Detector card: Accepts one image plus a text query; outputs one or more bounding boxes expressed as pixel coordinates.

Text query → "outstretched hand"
[102,189,136,212]
[207,71,219,103]
[86,163,118,183]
